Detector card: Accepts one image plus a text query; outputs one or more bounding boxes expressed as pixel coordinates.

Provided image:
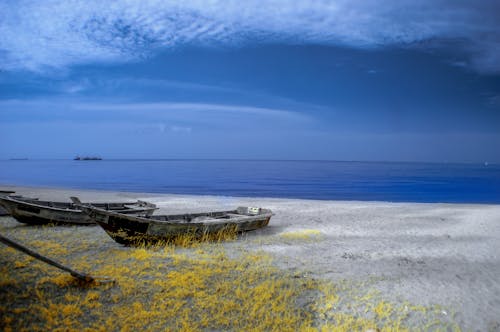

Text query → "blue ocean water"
[0,159,499,203]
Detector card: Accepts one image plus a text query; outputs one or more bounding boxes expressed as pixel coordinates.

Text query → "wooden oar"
[0,233,111,284]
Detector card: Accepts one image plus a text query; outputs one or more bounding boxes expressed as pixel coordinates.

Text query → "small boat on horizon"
[74,156,102,160]
[78,203,273,245]
[0,194,157,225]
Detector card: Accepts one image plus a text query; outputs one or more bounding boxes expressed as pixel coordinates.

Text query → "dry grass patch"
[0,217,460,331]
[280,229,324,242]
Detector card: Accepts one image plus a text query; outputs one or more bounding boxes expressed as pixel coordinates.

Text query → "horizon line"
[1,158,496,166]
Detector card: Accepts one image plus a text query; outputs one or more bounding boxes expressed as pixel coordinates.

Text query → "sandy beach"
[1,185,500,331]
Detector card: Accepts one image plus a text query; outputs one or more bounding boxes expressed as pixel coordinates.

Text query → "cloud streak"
[74,102,310,119]
[1,0,499,73]
[0,99,314,128]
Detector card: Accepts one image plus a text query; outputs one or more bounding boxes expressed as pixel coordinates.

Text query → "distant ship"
[74,156,102,161]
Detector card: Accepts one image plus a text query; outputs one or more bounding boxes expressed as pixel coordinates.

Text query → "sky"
[1,0,500,162]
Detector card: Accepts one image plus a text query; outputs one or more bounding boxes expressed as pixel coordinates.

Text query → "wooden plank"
[0,233,95,282]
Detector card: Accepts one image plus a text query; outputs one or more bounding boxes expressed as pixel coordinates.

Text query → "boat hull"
[0,191,15,216]
[0,196,157,225]
[84,207,272,245]
[0,207,9,216]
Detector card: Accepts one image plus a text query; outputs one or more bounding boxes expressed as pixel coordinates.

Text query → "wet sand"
[1,185,500,331]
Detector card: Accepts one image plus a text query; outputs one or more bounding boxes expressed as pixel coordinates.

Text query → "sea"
[0,159,499,203]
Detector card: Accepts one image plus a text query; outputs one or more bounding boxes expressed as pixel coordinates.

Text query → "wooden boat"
[0,195,157,225]
[80,204,273,245]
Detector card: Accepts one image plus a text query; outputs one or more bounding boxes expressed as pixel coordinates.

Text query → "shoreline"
[1,185,500,330]
[1,183,498,206]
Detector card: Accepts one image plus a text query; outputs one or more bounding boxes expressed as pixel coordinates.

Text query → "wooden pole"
[0,233,94,282]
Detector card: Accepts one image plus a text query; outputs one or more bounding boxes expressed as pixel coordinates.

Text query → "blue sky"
[1,0,499,162]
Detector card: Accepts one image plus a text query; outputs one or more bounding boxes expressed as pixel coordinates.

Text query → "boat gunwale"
[84,205,273,226]
[0,195,154,214]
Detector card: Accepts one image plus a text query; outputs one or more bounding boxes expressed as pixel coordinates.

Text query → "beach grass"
[0,217,460,331]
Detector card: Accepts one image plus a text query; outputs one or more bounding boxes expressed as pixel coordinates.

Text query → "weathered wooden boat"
[0,195,157,225]
[80,204,273,245]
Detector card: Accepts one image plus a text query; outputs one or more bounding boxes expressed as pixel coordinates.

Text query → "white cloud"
[72,101,311,121]
[0,99,315,128]
[1,0,499,72]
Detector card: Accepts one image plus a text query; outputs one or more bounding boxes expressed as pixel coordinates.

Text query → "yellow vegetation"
[0,217,460,331]
[280,229,324,241]
[126,224,240,247]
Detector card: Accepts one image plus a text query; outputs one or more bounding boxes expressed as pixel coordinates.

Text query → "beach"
[1,185,500,331]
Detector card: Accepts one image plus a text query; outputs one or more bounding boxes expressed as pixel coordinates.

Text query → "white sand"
[1,185,500,330]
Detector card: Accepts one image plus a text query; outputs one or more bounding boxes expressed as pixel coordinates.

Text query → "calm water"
[0,160,499,203]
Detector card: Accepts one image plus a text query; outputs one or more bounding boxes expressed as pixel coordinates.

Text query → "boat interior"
[8,196,140,211]
[148,210,239,222]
